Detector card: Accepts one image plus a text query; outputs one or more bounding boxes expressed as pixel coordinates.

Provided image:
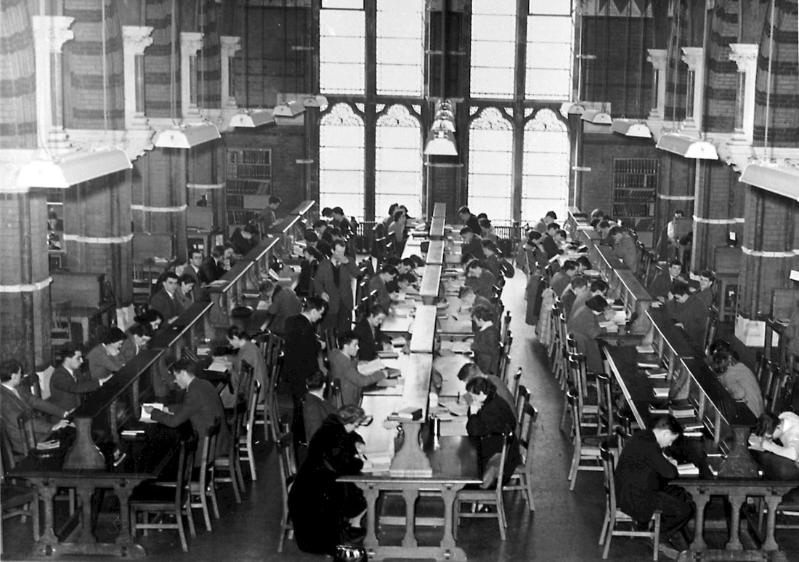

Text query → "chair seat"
[582,435,605,447]
[129,484,177,504]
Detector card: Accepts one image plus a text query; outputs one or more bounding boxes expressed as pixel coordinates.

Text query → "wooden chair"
[510,367,523,402]
[188,422,220,532]
[326,377,344,409]
[598,442,661,560]
[455,433,511,540]
[505,398,537,511]
[566,389,604,490]
[130,435,197,552]
[50,300,73,349]
[238,377,261,481]
[215,400,247,503]
[276,433,297,553]
[256,334,285,442]
[595,372,616,437]
[1,427,39,556]
[560,354,599,435]
[497,332,513,384]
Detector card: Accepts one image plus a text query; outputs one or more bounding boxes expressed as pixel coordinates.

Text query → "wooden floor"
[3,274,798,561]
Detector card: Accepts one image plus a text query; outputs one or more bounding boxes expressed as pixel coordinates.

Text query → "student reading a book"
[302,370,337,443]
[614,415,693,554]
[221,326,267,408]
[749,412,799,480]
[289,405,369,555]
[710,349,764,417]
[329,331,387,406]
[568,295,610,373]
[353,305,390,361]
[465,377,521,488]
[470,305,500,375]
[457,363,516,421]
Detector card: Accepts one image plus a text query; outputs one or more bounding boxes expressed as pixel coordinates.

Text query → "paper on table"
[206,359,230,373]
[361,454,392,473]
[441,400,468,417]
[358,359,385,375]
[636,344,656,354]
[140,403,164,423]
[652,387,669,399]
[637,362,660,369]
[677,463,699,476]
[449,341,473,354]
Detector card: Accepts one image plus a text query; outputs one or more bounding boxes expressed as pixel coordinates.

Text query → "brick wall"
[655,152,694,239]
[0,0,37,148]
[691,161,744,272]
[664,0,705,123]
[704,0,739,133]
[144,0,181,118]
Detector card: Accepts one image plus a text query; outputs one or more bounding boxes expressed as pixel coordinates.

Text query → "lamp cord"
[101,0,108,131]
[764,0,775,157]
[170,0,176,122]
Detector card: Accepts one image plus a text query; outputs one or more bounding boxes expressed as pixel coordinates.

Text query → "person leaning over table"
[1,358,71,458]
[570,278,609,321]
[710,349,764,418]
[609,225,640,272]
[353,305,390,362]
[568,295,611,374]
[458,205,483,236]
[465,376,521,488]
[174,273,196,313]
[289,405,369,555]
[85,327,126,381]
[460,226,486,261]
[457,362,516,421]
[471,305,501,375]
[221,326,268,408]
[302,370,337,443]
[614,414,693,554]
[329,331,387,407]
[148,271,181,324]
[481,239,503,280]
[49,344,113,412]
[256,279,302,336]
[119,323,153,364]
[146,358,230,463]
[464,259,497,301]
[541,223,561,260]
[367,263,398,312]
[561,275,589,320]
[550,259,577,298]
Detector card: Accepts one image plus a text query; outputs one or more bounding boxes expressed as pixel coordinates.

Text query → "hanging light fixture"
[611,118,652,138]
[656,132,718,159]
[580,109,612,125]
[273,98,306,118]
[424,129,458,156]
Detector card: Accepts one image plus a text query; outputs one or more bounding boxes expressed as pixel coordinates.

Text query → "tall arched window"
[376,105,423,219]
[319,103,365,218]
[468,107,513,223]
[522,108,569,223]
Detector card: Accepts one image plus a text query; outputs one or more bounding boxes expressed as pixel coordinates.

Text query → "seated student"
[174,273,196,312]
[120,323,153,364]
[465,377,521,486]
[571,278,609,321]
[457,363,516,420]
[614,415,692,554]
[750,412,799,481]
[575,255,592,275]
[381,203,399,231]
[302,370,337,443]
[49,344,111,412]
[289,405,369,555]
[185,249,205,282]
[368,264,398,312]
[223,326,268,406]
[662,283,704,345]
[534,210,558,234]
[353,306,390,361]
[86,327,126,381]
[199,245,228,285]
[478,217,499,243]
[147,359,230,462]
[561,275,589,319]
[550,259,578,297]
[597,220,613,246]
[458,205,483,235]
[481,240,503,280]
[294,245,321,297]
[135,309,164,333]
[689,269,715,310]
[395,272,418,294]
[229,223,259,256]
[460,227,485,261]
[568,295,610,373]
[649,259,686,302]
[329,331,387,407]
[710,350,764,417]
[471,305,500,375]
[541,223,561,259]
[464,259,498,300]
[148,271,181,324]
[459,285,495,318]
[397,257,417,277]
[257,280,302,336]
[1,358,70,458]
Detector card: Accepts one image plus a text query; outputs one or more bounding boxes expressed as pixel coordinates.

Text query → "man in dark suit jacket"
[198,245,227,285]
[314,239,360,334]
[283,297,328,403]
[149,359,230,462]
[541,223,561,260]
[648,259,687,302]
[457,205,482,236]
[464,260,497,300]
[550,259,577,297]
[567,296,608,373]
[329,331,386,407]
[302,371,337,442]
[149,272,181,323]
[471,306,500,374]
[614,415,692,550]
[353,306,389,361]
[1,359,69,457]
[460,227,486,261]
[367,265,397,313]
[49,345,109,412]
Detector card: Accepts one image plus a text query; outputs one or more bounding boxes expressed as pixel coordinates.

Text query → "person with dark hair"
[198,245,228,285]
[382,203,399,230]
[148,271,181,324]
[551,259,578,297]
[330,206,354,237]
[458,206,482,235]
[223,326,268,407]
[283,296,328,404]
[689,269,715,311]
[575,255,592,274]
[1,358,70,457]
[353,305,390,361]
[302,371,336,443]
[609,226,640,271]
[464,260,497,300]
[387,209,407,252]
[457,363,516,418]
[260,195,282,233]
[295,245,322,297]
[710,350,764,417]
[367,264,397,312]
[257,280,302,335]
[541,223,561,259]
[147,359,230,462]
[175,273,196,312]
[49,344,109,411]
[85,327,126,381]
[315,239,360,334]
[478,217,498,243]
[481,239,502,279]
[662,283,704,345]
[120,323,153,363]
[561,275,589,319]
[230,223,260,256]
[465,376,521,487]
[289,405,369,555]
[568,295,609,372]
[571,278,608,320]
[534,210,558,234]
[649,259,686,302]
[614,415,692,553]
[135,309,164,332]
[471,305,500,374]
[329,331,386,406]
[186,249,204,281]
[460,226,485,261]
[597,220,613,245]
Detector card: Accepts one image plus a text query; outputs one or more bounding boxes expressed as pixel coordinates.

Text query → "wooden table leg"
[401,489,418,548]
[362,484,380,554]
[690,492,710,551]
[762,494,782,552]
[35,483,59,554]
[75,485,96,544]
[439,483,460,554]
[725,494,745,550]
[113,481,146,558]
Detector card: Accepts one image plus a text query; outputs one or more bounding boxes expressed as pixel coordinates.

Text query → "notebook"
[139,403,164,423]
[677,463,699,477]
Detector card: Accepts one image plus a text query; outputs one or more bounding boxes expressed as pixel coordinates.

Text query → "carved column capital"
[32,16,75,54]
[122,26,154,55]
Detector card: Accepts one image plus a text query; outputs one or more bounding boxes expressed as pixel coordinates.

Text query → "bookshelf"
[225,148,272,230]
[611,158,658,230]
